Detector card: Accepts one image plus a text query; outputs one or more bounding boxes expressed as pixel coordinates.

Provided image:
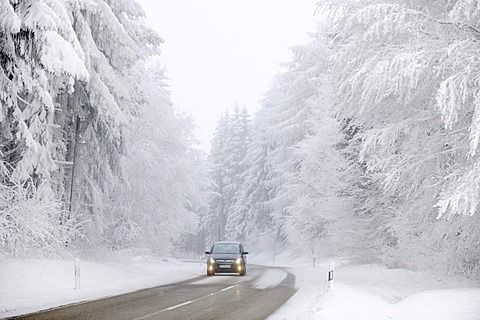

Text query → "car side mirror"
[205,251,210,255]
[243,252,249,255]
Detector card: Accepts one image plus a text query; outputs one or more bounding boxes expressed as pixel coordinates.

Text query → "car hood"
[209,253,242,260]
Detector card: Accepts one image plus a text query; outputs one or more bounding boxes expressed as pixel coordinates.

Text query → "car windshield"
[211,243,240,254]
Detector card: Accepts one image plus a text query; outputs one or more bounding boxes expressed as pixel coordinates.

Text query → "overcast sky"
[136,0,320,151]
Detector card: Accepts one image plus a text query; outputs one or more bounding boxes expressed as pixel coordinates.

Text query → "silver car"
[205,241,249,276]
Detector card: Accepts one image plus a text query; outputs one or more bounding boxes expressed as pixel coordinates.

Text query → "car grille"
[216,259,235,264]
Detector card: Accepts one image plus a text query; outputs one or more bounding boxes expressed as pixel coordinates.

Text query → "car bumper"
[208,263,245,273]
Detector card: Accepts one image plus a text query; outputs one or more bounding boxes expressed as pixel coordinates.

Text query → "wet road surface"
[13,265,297,320]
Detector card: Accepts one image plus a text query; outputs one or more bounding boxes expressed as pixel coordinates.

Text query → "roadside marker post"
[75,258,81,290]
[328,261,334,288]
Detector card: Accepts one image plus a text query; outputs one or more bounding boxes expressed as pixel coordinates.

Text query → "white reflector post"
[75,258,81,290]
[328,261,335,288]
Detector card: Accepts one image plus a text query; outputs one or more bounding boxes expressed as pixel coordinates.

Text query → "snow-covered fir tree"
[202,107,252,246]
[65,0,161,247]
[224,106,252,241]
[0,0,89,256]
[252,24,355,255]
[230,113,276,248]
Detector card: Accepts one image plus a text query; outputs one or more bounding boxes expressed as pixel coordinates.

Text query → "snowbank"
[317,284,480,320]
[267,257,480,320]
[0,254,204,318]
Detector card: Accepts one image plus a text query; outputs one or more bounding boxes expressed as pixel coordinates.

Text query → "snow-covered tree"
[323,0,480,275]
[0,0,197,257]
[251,24,356,255]
[257,68,314,248]
[224,106,252,241]
[64,0,161,247]
[202,113,230,244]
[231,115,276,248]
[105,57,206,252]
[202,107,252,245]
[1,0,89,256]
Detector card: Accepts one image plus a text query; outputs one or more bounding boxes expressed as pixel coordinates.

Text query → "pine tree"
[233,112,276,248]
[0,0,90,256]
[224,106,251,241]
[203,107,253,245]
[203,113,230,244]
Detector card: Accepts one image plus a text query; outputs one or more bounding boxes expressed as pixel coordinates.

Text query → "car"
[205,241,249,276]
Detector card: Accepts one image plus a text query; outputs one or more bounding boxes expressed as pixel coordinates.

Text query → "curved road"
[15,265,297,320]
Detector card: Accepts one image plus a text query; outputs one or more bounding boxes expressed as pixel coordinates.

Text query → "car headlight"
[235,258,242,264]
[208,258,215,265]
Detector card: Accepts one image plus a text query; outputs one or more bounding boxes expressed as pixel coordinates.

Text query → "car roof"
[213,241,241,245]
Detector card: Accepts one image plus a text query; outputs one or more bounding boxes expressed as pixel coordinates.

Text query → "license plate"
[219,265,231,269]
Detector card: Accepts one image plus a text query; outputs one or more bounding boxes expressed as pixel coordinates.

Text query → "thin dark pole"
[68,116,80,218]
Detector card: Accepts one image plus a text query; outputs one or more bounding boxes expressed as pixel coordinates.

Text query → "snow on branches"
[326,0,480,275]
[0,0,180,256]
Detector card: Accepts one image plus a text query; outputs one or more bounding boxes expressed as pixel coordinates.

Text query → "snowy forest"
[1,0,480,281]
[0,0,204,256]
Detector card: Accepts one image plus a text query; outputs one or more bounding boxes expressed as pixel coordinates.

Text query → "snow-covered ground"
[263,254,480,320]
[1,252,480,319]
[0,252,205,318]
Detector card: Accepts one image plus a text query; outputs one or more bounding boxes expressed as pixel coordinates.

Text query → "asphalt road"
[13,265,297,320]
